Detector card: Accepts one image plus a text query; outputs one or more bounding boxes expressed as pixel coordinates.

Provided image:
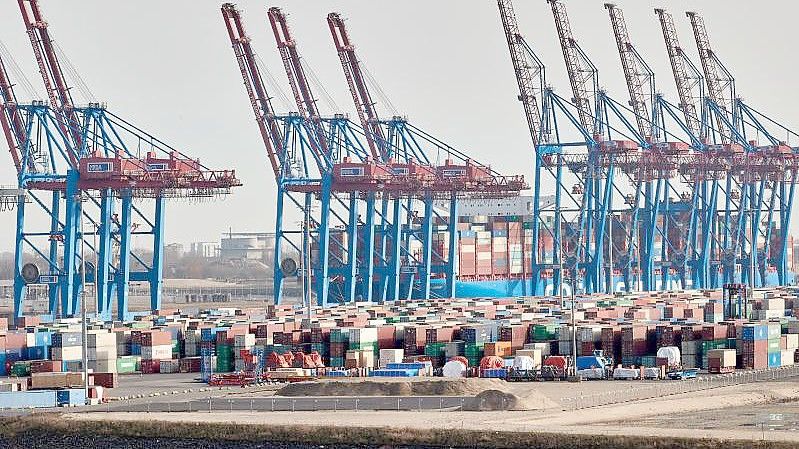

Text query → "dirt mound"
[463,389,557,411]
[464,390,520,411]
[276,378,508,397]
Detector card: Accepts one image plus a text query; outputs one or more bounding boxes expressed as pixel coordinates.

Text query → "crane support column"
[361,193,376,302]
[13,196,26,319]
[117,190,132,321]
[47,192,60,315]
[96,189,113,319]
[150,194,165,311]
[273,190,285,305]
[388,198,402,301]
[420,196,434,299]
[344,192,358,303]
[446,195,459,298]
[316,179,332,307]
[60,170,80,317]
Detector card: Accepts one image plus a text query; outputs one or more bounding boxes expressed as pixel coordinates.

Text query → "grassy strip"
[0,415,794,449]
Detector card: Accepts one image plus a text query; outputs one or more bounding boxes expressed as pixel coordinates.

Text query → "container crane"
[268,7,368,303]
[606,3,702,292]
[222,3,335,306]
[10,1,240,320]
[686,11,796,288]
[546,0,626,294]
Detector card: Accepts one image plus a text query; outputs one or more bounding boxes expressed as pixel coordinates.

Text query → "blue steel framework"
[223,4,525,307]
[5,0,240,320]
[501,0,799,296]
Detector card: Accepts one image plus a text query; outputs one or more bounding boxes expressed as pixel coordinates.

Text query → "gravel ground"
[0,434,433,449]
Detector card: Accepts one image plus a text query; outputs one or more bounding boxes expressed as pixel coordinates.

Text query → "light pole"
[79,192,89,404]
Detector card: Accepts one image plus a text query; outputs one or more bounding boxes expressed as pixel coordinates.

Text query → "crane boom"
[268,7,328,152]
[221,3,283,179]
[327,13,384,161]
[655,9,702,139]
[605,3,653,140]
[0,51,25,171]
[686,11,734,143]
[547,0,598,135]
[17,0,81,162]
[497,0,547,148]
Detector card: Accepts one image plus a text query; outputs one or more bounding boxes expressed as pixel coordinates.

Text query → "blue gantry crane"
[500,0,799,295]
[223,3,526,308]
[5,0,241,320]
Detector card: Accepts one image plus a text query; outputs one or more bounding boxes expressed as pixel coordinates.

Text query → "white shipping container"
[379,349,404,367]
[87,347,117,361]
[88,332,116,348]
[784,334,799,350]
[88,359,117,373]
[184,342,197,357]
[141,344,172,360]
[514,348,542,368]
[159,360,180,374]
[781,350,795,367]
[234,333,256,348]
[350,327,377,343]
[706,349,736,367]
[763,297,785,311]
[51,346,83,361]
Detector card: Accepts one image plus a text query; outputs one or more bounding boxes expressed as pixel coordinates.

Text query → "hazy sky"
[0,0,796,251]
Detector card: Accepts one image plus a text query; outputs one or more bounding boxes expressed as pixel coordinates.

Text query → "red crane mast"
[0,51,25,171]
[327,13,384,161]
[655,9,702,139]
[547,0,597,135]
[686,11,733,144]
[268,7,328,153]
[17,0,81,164]
[221,3,283,179]
[497,0,546,148]
[605,3,652,141]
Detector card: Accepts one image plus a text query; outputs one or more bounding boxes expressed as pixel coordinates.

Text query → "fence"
[559,364,799,411]
[99,396,468,414]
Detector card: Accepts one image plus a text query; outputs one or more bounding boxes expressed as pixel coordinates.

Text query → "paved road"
[92,396,469,413]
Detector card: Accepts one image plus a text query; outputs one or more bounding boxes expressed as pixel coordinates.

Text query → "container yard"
[1,0,799,447]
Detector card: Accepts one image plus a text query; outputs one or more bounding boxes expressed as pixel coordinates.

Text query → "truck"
[666,369,699,380]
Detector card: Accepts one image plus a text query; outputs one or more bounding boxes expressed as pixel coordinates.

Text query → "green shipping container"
[424,343,445,357]
[116,356,140,374]
[10,361,30,377]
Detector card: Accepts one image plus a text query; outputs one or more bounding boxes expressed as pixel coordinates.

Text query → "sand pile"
[276,378,508,397]
[462,389,556,411]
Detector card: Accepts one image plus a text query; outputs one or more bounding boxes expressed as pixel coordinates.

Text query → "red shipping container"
[30,360,61,373]
[140,330,171,346]
[179,357,202,373]
[140,359,161,374]
[92,372,119,388]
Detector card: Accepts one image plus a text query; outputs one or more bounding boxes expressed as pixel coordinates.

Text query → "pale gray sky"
[0,0,796,251]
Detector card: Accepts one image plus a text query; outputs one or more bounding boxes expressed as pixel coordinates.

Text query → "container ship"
[318,196,795,301]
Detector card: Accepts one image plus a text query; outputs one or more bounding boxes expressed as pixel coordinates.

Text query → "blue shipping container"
[0,391,57,409]
[386,362,428,371]
[56,389,86,407]
[741,325,768,341]
[52,332,82,347]
[768,352,782,368]
[481,368,508,378]
[25,345,49,360]
[35,331,52,346]
[369,369,418,377]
